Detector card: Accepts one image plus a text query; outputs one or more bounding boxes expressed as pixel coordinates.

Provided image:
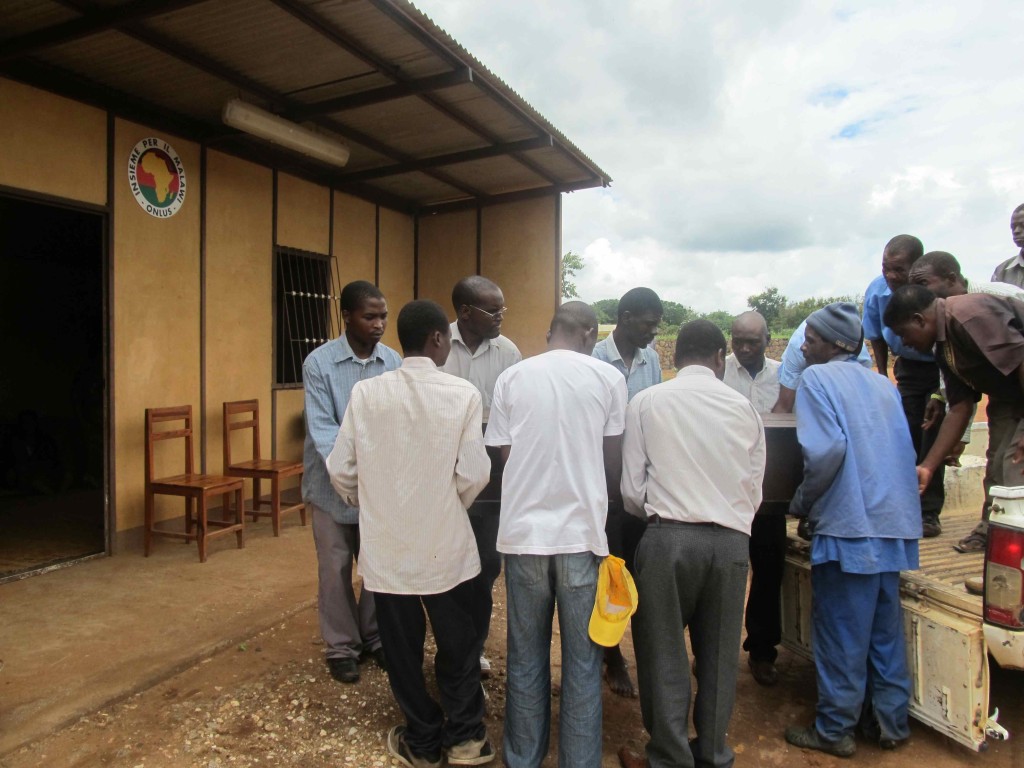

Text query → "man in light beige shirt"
[441,275,522,680]
[327,299,494,768]
[618,320,766,768]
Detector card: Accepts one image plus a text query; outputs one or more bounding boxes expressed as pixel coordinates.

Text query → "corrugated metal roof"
[0,0,610,211]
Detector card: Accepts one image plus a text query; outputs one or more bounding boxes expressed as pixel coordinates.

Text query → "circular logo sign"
[128,138,186,218]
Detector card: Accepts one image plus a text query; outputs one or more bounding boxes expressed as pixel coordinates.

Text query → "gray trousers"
[981,399,1024,528]
[311,503,379,659]
[632,520,750,768]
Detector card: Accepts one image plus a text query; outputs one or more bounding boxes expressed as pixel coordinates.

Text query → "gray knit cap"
[806,302,863,353]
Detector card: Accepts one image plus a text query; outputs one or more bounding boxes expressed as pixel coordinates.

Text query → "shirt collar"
[603,334,647,367]
[332,334,384,364]
[451,321,497,356]
[401,356,437,370]
[675,364,717,379]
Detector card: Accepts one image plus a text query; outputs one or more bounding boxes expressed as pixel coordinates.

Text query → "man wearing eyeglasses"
[441,275,522,681]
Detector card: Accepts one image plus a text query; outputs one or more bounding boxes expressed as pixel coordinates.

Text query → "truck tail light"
[985,524,1024,629]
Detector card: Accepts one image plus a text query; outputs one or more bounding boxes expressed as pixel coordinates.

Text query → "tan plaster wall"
[112,120,201,531]
[417,210,477,314]
[333,192,377,288]
[204,151,274,486]
[276,173,330,254]
[274,389,306,462]
[481,197,559,358]
[0,78,107,206]
[377,207,415,350]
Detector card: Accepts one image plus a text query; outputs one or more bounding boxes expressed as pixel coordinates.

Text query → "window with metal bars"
[274,246,340,387]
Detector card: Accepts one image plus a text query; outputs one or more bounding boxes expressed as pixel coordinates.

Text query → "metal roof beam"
[51,0,485,199]
[334,136,553,184]
[287,68,473,119]
[0,0,208,64]
[417,178,605,216]
[270,0,562,186]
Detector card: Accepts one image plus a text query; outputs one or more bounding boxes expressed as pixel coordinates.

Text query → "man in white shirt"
[485,301,627,768]
[441,275,522,680]
[327,300,494,768]
[618,320,766,768]
[723,311,786,688]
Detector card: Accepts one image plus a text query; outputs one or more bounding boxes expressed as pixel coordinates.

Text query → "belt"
[646,515,724,529]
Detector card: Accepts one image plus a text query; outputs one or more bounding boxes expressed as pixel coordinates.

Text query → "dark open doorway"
[0,194,106,580]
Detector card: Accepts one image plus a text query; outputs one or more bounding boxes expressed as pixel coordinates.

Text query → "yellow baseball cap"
[589,555,639,647]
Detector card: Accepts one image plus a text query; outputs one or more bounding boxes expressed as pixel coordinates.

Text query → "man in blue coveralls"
[784,303,922,758]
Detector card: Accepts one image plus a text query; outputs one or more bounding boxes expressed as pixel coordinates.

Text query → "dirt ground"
[3,582,1022,768]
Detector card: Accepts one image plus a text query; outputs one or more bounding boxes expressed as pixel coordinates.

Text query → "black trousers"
[375,576,488,758]
[893,357,944,519]
[605,500,647,574]
[467,500,501,657]
[743,506,788,663]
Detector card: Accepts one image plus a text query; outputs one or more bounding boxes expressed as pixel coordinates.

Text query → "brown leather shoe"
[617,746,649,768]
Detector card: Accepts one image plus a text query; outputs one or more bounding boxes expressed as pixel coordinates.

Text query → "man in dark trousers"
[327,300,494,767]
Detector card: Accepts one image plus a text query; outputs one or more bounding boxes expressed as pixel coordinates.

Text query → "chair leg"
[271,476,282,537]
[235,487,245,549]
[144,490,154,556]
[299,500,307,526]
[253,478,262,520]
[197,494,208,563]
[185,496,194,540]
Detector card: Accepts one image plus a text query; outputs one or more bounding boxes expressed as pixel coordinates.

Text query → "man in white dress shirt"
[618,320,766,768]
[327,300,494,768]
[723,311,786,687]
[485,301,627,768]
[441,275,522,679]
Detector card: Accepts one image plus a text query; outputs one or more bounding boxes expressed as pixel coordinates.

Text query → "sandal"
[954,530,987,553]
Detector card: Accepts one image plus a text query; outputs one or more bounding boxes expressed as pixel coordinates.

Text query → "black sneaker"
[922,515,942,538]
[326,657,359,684]
[360,646,388,672]
[387,725,442,768]
[785,725,855,758]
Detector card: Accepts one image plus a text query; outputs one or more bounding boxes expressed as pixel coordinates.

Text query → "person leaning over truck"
[907,253,1024,553]
[883,286,1024,517]
[785,302,922,759]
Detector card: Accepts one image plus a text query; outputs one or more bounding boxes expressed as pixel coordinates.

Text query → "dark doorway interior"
[0,195,105,580]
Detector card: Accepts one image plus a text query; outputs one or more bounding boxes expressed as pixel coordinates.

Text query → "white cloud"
[414,0,1024,312]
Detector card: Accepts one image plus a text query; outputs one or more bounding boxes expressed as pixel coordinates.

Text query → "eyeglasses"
[468,305,508,319]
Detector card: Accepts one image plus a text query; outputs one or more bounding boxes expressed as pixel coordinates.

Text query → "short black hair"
[1014,203,1024,216]
[884,234,924,263]
[883,284,936,328]
[674,319,726,364]
[914,251,961,279]
[550,301,598,336]
[452,275,500,311]
[617,287,663,320]
[397,300,450,353]
[340,280,384,314]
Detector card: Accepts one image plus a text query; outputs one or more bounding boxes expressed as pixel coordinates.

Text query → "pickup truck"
[763,414,1024,751]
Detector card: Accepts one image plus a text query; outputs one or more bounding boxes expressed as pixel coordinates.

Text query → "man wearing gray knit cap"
[784,302,922,758]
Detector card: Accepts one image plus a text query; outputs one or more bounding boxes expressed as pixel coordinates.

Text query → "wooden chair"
[145,405,244,563]
[223,399,306,536]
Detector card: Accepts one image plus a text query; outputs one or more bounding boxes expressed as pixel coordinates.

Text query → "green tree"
[777,294,861,332]
[747,286,787,330]
[700,310,736,334]
[561,251,584,299]
[660,300,698,330]
[591,298,619,324]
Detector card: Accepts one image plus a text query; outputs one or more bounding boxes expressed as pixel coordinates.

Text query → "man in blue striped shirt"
[302,280,401,685]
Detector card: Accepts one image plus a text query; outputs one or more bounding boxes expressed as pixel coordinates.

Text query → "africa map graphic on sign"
[135,149,180,207]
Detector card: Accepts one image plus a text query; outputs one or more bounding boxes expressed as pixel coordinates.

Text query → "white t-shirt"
[485,349,628,556]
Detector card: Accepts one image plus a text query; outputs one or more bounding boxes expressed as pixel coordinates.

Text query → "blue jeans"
[811,563,911,742]
[503,553,603,768]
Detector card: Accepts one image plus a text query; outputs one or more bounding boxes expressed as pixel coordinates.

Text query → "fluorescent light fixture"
[222,99,350,167]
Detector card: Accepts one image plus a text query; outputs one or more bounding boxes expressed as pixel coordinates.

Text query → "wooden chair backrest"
[145,405,194,484]
[223,399,261,467]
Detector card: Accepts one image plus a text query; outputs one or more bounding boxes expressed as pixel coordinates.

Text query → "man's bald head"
[730,310,769,372]
[548,301,599,354]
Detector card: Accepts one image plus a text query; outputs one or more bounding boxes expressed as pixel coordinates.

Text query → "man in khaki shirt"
[328,299,494,768]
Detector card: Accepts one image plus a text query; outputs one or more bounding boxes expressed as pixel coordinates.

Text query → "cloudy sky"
[414,0,1024,313]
